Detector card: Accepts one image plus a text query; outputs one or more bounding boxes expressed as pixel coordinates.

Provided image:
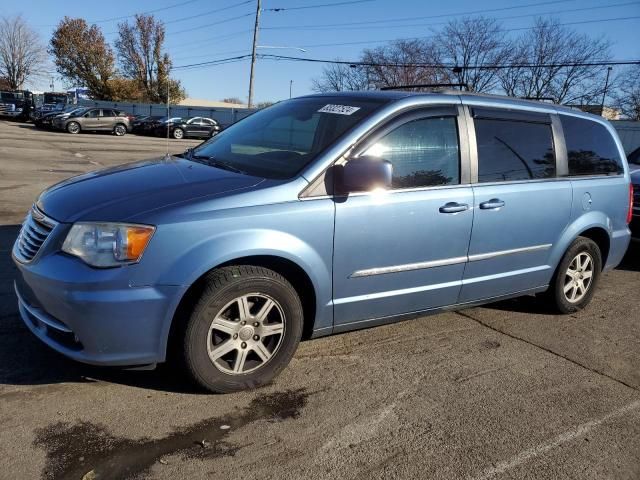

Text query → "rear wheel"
[173,127,184,139]
[113,123,127,136]
[545,237,602,314]
[66,121,80,134]
[181,266,303,393]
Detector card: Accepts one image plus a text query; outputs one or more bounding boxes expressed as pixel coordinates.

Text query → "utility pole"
[600,66,613,117]
[289,80,293,98]
[248,0,262,109]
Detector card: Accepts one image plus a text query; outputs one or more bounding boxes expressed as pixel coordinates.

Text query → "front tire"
[545,237,602,314]
[113,123,127,136]
[173,127,184,139]
[182,266,303,393]
[66,121,80,134]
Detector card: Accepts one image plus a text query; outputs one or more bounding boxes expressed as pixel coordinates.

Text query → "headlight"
[62,223,155,267]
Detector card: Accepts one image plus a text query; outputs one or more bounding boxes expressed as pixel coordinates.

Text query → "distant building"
[566,104,621,120]
[611,120,640,154]
[179,97,247,109]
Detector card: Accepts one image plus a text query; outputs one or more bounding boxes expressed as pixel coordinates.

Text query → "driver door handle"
[439,202,469,214]
[479,199,505,210]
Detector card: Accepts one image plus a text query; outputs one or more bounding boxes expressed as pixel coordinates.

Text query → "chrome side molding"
[350,244,552,278]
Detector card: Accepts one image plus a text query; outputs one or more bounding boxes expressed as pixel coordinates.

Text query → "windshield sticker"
[318,104,361,115]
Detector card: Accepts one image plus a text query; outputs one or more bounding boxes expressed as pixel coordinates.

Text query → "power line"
[167,29,252,49]
[263,0,577,29]
[258,54,640,70]
[265,0,374,12]
[168,51,640,73]
[172,54,252,71]
[167,11,254,36]
[172,48,249,62]
[263,1,639,30]
[91,0,203,24]
[293,14,640,49]
[164,0,253,25]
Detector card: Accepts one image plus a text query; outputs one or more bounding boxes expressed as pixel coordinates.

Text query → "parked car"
[54,108,132,135]
[12,91,633,393]
[130,115,150,133]
[34,107,88,129]
[131,115,164,135]
[631,170,639,241]
[152,116,222,139]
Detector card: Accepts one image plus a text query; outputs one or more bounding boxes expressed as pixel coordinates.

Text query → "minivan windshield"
[191,96,388,179]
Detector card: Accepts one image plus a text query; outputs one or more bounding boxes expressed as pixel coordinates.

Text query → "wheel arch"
[550,212,613,277]
[165,253,321,364]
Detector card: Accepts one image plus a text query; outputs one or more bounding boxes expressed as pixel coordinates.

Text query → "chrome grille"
[13,206,57,263]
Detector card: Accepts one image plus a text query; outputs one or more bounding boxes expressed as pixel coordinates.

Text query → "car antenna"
[164,79,171,160]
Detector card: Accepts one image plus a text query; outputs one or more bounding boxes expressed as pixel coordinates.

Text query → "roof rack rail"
[380,83,469,91]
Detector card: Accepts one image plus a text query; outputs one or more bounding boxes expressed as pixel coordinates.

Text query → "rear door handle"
[439,202,469,214]
[479,199,505,210]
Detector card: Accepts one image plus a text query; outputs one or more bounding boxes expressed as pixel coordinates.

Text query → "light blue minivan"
[13,91,633,392]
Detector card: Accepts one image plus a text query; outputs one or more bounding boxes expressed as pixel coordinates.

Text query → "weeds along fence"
[77,99,257,127]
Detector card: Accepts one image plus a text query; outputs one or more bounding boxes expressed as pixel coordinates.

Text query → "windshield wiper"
[190,152,246,174]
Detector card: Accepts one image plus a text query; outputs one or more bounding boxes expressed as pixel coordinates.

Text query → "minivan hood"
[37,156,265,222]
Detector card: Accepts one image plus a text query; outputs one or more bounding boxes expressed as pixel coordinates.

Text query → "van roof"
[300,90,602,121]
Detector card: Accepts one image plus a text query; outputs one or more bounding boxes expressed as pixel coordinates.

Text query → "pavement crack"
[455,310,640,393]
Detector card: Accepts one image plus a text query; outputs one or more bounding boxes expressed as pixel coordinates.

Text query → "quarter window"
[561,115,623,176]
[475,119,556,182]
[364,116,460,189]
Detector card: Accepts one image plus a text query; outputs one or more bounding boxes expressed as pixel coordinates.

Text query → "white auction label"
[317,104,361,115]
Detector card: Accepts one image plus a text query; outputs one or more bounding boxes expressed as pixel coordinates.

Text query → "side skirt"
[314,285,549,337]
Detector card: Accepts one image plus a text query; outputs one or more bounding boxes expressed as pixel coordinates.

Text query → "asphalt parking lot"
[0,119,639,480]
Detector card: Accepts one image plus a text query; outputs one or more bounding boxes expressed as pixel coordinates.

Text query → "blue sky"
[4,0,640,103]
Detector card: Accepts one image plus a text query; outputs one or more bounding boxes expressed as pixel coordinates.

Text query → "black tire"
[173,127,184,139]
[113,123,127,136]
[181,265,303,393]
[544,236,602,314]
[66,121,80,134]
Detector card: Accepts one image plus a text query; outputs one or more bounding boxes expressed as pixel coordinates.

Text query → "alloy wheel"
[563,252,594,303]
[206,293,285,375]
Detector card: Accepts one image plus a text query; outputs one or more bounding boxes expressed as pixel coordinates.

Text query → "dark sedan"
[34,106,87,129]
[153,116,222,139]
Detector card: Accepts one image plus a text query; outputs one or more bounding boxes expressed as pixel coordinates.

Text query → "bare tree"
[434,17,511,92]
[50,17,115,99]
[311,61,369,93]
[0,15,47,90]
[361,39,442,89]
[612,65,640,120]
[499,18,611,104]
[115,14,185,103]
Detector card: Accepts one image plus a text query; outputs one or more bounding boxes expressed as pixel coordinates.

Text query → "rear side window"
[363,116,460,189]
[561,115,623,176]
[475,119,556,183]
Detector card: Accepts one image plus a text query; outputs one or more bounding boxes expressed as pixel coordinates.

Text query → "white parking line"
[469,399,640,480]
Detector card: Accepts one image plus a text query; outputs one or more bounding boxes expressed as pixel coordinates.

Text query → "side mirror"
[341,156,393,193]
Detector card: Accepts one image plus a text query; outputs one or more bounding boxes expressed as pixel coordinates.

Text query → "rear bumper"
[13,257,187,366]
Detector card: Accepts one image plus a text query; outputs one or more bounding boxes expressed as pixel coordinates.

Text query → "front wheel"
[172,127,184,139]
[181,266,303,393]
[545,237,602,314]
[66,121,80,134]
[113,123,127,136]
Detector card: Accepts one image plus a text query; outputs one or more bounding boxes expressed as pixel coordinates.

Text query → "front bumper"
[13,253,187,366]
